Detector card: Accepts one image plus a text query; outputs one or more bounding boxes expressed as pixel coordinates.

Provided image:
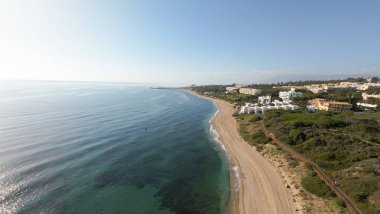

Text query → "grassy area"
[236,114,271,151]
[301,172,335,198]
[354,112,380,120]
[264,110,380,213]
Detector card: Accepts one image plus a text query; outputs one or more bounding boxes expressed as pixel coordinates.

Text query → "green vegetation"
[193,84,283,104]
[354,112,380,120]
[251,84,281,97]
[366,87,380,94]
[273,77,378,86]
[193,85,226,94]
[264,110,380,213]
[301,172,335,198]
[251,131,271,145]
[236,114,271,151]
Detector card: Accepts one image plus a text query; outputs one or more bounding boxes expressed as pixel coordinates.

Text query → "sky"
[0,0,379,85]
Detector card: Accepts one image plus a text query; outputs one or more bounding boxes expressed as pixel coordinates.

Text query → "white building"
[226,87,239,93]
[357,102,378,108]
[239,88,262,96]
[306,105,318,112]
[306,85,326,94]
[362,92,380,101]
[239,101,299,115]
[258,96,271,104]
[279,89,303,102]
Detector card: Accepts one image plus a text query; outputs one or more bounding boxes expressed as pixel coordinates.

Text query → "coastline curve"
[187,90,295,214]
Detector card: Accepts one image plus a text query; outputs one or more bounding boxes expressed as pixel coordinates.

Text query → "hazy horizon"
[1,72,379,87]
[1,1,380,85]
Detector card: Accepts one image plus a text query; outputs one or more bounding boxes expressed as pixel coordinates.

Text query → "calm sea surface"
[0,82,229,214]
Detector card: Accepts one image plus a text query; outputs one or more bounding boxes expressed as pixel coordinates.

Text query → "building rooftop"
[328,101,352,105]
[308,98,351,105]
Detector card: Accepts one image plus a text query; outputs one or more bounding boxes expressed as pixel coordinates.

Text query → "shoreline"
[207,102,241,214]
[187,90,295,214]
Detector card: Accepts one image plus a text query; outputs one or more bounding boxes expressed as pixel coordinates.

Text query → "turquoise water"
[0,82,230,214]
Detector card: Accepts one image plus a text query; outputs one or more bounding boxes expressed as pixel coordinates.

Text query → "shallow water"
[0,81,230,214]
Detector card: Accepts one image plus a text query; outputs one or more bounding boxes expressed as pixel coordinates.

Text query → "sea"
[0,81,230,214]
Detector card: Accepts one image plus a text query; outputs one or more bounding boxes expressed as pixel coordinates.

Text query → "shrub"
[301,174,334,198]
[289,129,306,144]
[248,115,261,123]
[336,198,346,208]
[251,131,271,144]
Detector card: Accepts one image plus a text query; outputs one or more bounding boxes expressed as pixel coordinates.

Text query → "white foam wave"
[208,105,241,191]
[231,166,241,190]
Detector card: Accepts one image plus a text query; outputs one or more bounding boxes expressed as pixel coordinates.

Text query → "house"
[308,98,352,112]
[357,102,378,108]
[239,88,262,96]
[239,100,299,115]
[279,88,303,102]
[226,87,239,93]
[362,92,380,101]
[258,96,271,104]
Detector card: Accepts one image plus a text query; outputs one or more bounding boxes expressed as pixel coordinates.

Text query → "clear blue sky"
[1,0,379,85]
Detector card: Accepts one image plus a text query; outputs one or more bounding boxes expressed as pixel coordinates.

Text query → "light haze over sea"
[0,81,229,213]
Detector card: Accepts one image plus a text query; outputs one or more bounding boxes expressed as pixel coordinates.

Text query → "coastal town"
[237,79,379,114]
[194,77,380,115]
[191,76,380,214]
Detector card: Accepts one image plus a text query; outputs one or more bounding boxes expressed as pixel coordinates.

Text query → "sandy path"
[197,94,295,214]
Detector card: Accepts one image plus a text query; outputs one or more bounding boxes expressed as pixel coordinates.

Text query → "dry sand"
[191,92,295,214]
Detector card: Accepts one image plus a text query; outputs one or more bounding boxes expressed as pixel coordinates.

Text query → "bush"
[289,129,306,145]
[354,191,370,202]
[301,174,334,198]
[279,135,291,145]
[248,115,261,123]
[287,155,299,168]
[251,131,271,144]
[336,198,346,208]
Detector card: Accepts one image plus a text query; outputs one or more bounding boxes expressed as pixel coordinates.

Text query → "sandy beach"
[189,91,295,214]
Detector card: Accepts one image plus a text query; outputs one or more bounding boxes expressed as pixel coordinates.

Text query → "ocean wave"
[208,110,225,152]
[231,166,240,191]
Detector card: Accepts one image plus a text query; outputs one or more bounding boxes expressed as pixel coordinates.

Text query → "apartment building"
[240,100,299,115]
[357,102,378,108]
[362,92,380,101]
[279,88,303,102]
[226,87,239,93]
[239,88,262,96]
[258,96,271,104]
[308,98,352,112]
